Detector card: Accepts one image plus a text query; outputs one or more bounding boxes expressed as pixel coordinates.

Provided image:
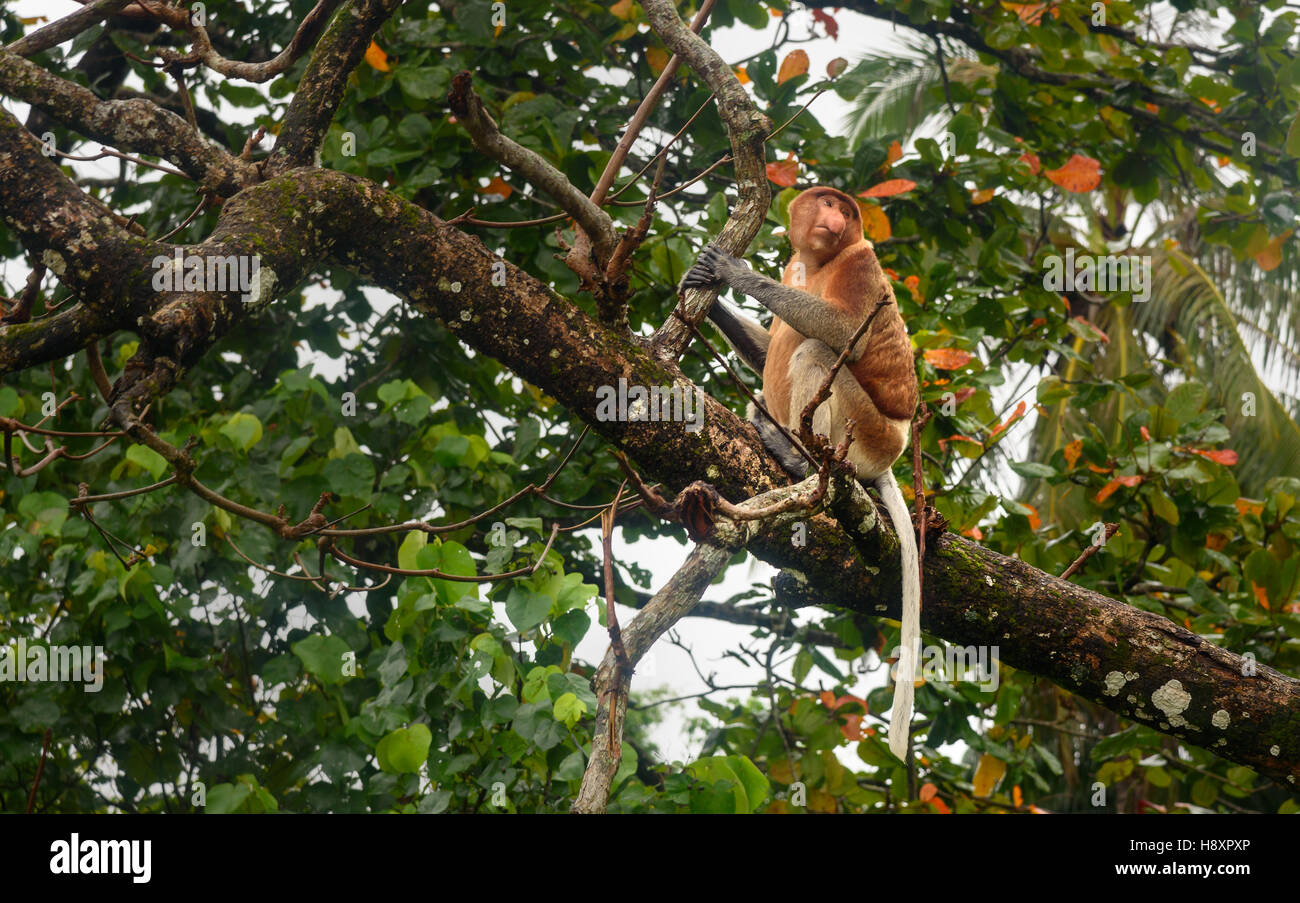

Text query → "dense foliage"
[2,0,1298,813]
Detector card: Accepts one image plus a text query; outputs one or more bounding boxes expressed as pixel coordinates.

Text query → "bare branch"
[5,0,134,57]
[448,71,616,266]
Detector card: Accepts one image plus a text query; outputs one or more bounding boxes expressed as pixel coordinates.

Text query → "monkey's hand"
[679,244,746,294]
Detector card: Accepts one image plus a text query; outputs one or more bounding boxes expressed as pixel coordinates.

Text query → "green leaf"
[552,691,585,728]
[1284,110,1300,156]
[376,723,433,774]
[505,587,552,632]
[323,453,376,498]
[552,609,590,647]
[18,491,68,536]
[126,444,169,480]
[220,411,263,452]
[205,782,252,814]
[291,634,352,684]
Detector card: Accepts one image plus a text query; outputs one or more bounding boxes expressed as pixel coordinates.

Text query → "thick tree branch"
[265,0,401,173]
[448,71,616,266]
[642,0,773,358]
[0,50,258,195]
[4,0,134,57]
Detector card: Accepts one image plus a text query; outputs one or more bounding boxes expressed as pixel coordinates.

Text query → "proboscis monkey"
[680,186,921,759]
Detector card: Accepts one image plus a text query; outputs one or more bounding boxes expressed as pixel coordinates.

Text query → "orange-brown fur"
[762,188,918,478]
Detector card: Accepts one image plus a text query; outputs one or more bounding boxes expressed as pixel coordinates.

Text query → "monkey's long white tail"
[875,468,920,761]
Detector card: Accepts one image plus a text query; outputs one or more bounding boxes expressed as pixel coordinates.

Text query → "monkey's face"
[790,189,860,259]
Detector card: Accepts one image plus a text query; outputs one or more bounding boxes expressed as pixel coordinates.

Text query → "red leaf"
[811,8,839,39]
[766,157,799,187]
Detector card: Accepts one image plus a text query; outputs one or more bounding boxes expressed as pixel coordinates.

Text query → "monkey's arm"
[682,245,864,355]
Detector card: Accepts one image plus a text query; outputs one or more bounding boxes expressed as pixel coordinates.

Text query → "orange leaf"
[919,783,938,802]
[1025,504,1042,531]
[1013,785,1024,807]
[1252,582,1270,610]
[777,49,810,84]
[1144,102,1159,113]
[766,157,799,187]
[609,0,636,20]
[904,274,923,302]
[924,348,972,370]
[858,179,916,199]
[971,187,995,204]
[364,41,390,72]
[939,434,982,452]
[1019,151,1041,175]
[812,8,839,39]
[1255,230,1292,272]
[928,796,952,814]
[858,201,891,241]
[1063,439,1082,470]
[1139,425,1151,442]
[1186,447,1239,466]
[478,176,513,199]
[963,525,984,541]
[1235,498,1264,517]
[646,47,670,74]
[989,400,1027,438]
[1001,1,1054,24]
[734,66,750,85]
[1086,462,1112,474]
[1095,475,1142,503]
[1044,154,1102,193]
[883,140,902,171]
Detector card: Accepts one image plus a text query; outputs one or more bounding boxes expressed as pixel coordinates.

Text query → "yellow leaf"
[971,187,995,204]
[1255,230,1292,272]
[857,201,891,241]
[364,41,390,72]
[646,47,670,74]
[1064,438,1082,470]
[777,49,810,84]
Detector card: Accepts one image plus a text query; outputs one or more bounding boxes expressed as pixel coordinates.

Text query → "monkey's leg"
[785,339,864,447]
